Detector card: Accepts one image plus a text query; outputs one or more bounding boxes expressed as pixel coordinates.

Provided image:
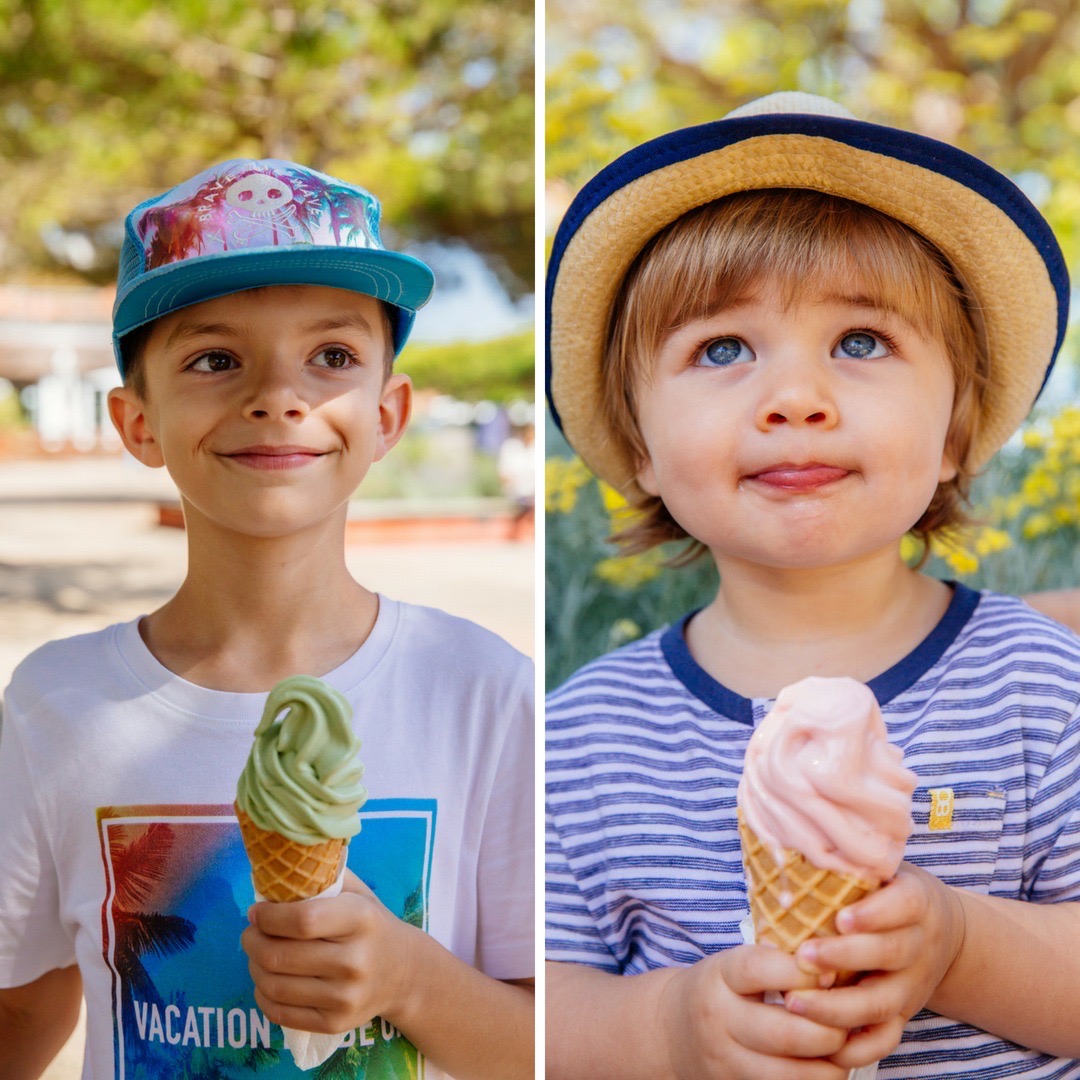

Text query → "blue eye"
[190,351,237,372]
[835,332,888,360]
[697,337,753,367]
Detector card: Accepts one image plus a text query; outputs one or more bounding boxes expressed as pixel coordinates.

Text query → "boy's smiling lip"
[218,444,331,470]
[742,461,852,492]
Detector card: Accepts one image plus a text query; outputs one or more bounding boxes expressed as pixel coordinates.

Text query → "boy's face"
[633,277,958,572]
[108,285,409,540]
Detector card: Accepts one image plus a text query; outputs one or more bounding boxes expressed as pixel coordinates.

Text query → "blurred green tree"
[547,0,1080,271]
[0,0,533,293]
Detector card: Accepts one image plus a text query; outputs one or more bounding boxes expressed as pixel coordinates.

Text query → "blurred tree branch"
[0,0,533,294]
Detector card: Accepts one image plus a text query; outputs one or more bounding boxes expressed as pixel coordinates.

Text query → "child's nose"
[242,365,310,421]
[755,367,838,430]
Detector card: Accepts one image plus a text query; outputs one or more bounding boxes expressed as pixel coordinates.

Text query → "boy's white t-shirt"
[0,596,534,1080]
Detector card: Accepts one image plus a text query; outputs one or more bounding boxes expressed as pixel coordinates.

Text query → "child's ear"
[939,436,960,484]
[636,454,661,497]
[107,387,165,468]
[939,454,958,484]
[373,372,412,462]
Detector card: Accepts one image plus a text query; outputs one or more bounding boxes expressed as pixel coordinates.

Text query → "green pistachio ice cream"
[236,675,367,845]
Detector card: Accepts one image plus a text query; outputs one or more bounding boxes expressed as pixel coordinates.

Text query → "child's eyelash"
[685,327,902,363]
[317,345,361,367]
[851,326,900,352]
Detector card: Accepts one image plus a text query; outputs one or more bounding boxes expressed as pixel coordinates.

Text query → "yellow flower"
[595,551,663,589]
[899,534,923,564]
[972,527,1012,557]
[607,618,643,649]
[941,548,979,575]
[598,480,647,531]
[598,481,628,512]
[1022,512,1055,540]
[544,456,592,514]
[927,531,981,576]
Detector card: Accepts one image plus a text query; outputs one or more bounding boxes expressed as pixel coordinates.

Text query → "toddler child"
[545,93,1080,1079]
[0,158,534,1080]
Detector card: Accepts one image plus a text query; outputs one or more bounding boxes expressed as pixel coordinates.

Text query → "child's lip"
[744,462,851,491]
[220,445,329,469]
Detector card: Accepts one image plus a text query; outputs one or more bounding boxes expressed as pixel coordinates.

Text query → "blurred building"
[0,286,120,452]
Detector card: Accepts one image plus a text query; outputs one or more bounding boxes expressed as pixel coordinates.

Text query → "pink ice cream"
[738,676,917,884]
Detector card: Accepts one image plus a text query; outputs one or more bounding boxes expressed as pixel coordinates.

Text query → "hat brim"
[547,113,1069,498]
[113,245,435,366]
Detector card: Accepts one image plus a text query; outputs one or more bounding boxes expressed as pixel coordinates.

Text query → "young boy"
[545,93,1080,1078]
[0,159,534,1080]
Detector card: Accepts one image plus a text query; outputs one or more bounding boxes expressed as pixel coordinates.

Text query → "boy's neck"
[688,552,954,700]
[139,508,378,693]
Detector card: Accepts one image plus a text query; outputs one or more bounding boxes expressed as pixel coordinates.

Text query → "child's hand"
[659,943,853,1080]
[782,863,965,1070]
[241,869,415,1035]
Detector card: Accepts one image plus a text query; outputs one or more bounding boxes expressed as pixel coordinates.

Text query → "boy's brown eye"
[314,347,355,369]
[191,351,236,372]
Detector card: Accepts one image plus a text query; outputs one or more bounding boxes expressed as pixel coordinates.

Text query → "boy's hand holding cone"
[235,675,367,1067]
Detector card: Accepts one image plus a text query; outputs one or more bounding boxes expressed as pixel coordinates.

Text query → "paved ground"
[0,453,535,1079]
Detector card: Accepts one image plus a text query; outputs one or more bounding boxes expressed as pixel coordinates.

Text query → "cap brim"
[114,245,435,361]
[547,113,1069,498]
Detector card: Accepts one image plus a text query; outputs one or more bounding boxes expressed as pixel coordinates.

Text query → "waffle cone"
[738,812,877,986]
[235,803,344,903]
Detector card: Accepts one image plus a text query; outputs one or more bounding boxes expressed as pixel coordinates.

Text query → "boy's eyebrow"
[298,313,378,339]
[163,320,244,348]
[162,312,378,349]
[815,292,908,319]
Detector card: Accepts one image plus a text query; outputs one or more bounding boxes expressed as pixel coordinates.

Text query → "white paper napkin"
[253,862,352,1071]
[738,912,879,1080]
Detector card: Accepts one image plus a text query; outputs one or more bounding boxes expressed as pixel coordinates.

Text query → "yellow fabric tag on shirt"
[928,788,955,830]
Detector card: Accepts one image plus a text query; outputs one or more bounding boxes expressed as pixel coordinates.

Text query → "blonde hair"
[604,189,988,560]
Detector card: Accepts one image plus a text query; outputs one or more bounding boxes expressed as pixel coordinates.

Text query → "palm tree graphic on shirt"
[105,820,197,1008]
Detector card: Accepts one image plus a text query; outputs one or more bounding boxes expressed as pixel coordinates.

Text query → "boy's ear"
[107,387,165,469]
[938,452,959,485]
[636,454,661,497]
[373,372,412,462]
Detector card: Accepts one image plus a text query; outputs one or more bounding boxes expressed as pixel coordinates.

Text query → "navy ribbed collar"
[660,581,981,725]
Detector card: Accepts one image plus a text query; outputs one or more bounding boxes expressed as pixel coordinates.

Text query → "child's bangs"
[628,189,974,356]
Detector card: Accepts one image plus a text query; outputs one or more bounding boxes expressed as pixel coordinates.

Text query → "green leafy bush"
[400,331,533,403]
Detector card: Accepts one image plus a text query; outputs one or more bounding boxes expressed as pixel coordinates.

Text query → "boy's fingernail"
[817,972,836,989]
[837,909,855,933]
[786,994,806,1015]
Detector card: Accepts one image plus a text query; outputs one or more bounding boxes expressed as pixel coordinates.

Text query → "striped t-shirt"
[546,584,1080,1078]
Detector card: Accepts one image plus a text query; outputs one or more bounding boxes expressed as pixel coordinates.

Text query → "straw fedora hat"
[546,92,1069,502]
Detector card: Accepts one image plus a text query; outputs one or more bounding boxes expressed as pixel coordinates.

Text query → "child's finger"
[784,975,906,1032]
[796,925,921,978]
[829,1015,908,1071]
[251,986,359,1036]
[721,943,834,996]
[834,869,927,935]
[248,890,377,942]
[734,1003,849,1060]
[247,962,329,1009]
[242,924,357,977]
[340,868,377,899]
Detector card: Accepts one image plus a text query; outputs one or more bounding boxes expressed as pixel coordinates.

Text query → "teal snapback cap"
[112,159,434,373]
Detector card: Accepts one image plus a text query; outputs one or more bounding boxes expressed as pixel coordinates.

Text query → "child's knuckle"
[293,905,321,937]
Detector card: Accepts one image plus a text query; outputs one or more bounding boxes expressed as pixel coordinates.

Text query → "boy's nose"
[755,370,838,430]
[242,366,310,421]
